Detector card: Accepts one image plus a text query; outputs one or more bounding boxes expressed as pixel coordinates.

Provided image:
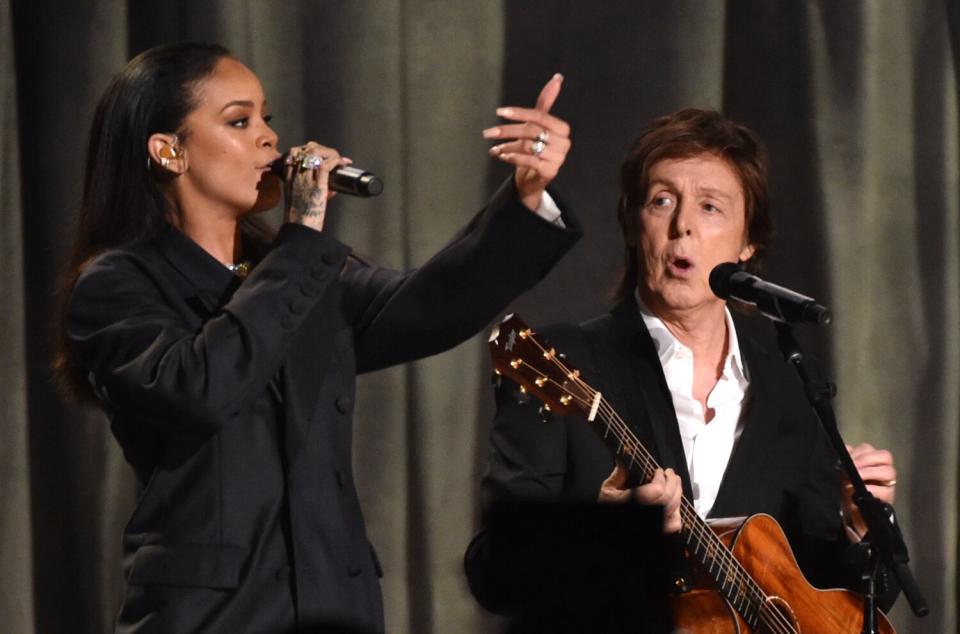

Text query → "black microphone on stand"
[269,154,384,197]
[709,262,832,325]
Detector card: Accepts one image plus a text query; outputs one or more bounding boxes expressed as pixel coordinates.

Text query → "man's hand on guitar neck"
[599,464,683,534]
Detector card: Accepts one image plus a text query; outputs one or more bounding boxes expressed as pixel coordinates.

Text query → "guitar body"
[671,514,895,633]
[671,590,748,633]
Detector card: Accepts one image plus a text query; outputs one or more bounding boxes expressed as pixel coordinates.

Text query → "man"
[465,108,898,631]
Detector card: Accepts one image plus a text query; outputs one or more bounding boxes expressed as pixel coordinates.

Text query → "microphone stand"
[773,322,928,632]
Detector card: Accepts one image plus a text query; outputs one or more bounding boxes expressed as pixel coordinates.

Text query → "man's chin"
[651,286,715,313]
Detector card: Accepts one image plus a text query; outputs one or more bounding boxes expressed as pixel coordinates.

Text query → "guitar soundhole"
[757,596,799,633]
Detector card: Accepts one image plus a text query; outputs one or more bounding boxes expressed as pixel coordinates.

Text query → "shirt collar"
[634,289,749,383]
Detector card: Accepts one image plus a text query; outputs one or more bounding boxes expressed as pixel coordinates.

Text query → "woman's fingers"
[486,136,570,157]
[494,106,571,139]
[482,123,571,150]
[488,140,566,163]
[534,73,564,113]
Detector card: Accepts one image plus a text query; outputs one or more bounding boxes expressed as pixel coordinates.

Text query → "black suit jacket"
[466,297,889,623]
[66,181,580,634]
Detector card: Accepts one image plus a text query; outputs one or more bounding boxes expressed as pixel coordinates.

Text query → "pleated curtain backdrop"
[1,1,956,633]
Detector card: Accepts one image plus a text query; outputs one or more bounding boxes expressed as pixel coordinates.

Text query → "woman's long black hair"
[54,42,232,402]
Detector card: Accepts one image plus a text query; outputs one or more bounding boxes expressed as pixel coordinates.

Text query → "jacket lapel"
[598,300,695,500]
[154,225,237,315]
[708,327,779,518]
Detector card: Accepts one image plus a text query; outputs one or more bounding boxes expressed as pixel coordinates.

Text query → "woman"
[466,109,899,630]
[56,42,579,633]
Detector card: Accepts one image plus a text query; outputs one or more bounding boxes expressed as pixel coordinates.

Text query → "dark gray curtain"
[2,1,956,632]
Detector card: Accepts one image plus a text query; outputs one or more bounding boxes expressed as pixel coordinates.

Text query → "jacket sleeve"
[341,178,582,374]
[66,223,350,434]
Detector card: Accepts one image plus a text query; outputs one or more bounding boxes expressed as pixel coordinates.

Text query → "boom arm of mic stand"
[774,322,928,620]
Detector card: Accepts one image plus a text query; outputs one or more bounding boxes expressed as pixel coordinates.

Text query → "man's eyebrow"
[696,186,734,202]
[646,178,677,191]
[645,180,738,206]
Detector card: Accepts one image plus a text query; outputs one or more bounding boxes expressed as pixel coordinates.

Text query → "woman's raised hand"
[484,73,571,211]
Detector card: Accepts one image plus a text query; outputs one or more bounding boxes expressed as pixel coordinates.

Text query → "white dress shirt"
[636,295,750,519]
[533,191,564,226]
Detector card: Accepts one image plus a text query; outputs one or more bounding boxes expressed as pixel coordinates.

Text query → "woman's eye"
[229,117,249,128]
[263,114,274,124]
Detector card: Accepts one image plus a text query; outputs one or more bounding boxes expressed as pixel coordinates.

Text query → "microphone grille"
[709,262,742,299]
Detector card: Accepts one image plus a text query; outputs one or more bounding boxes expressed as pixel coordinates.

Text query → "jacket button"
[336,395,352,413]
[300,281,319,297]
[347,564,362,577]
[288,298,306,315]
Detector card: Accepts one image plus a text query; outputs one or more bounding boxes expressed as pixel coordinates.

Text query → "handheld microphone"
[709,262,832,325]
[269,154,384,197]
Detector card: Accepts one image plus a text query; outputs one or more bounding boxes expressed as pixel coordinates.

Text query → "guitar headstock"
[488,314,596,419]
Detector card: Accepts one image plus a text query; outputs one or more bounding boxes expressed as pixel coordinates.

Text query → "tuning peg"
[512,389,531,406]
[538,405,553,424]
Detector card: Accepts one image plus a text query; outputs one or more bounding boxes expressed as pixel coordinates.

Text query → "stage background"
[1,1,957,632]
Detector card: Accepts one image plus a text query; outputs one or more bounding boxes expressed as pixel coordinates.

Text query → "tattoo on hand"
[291,183,327,221]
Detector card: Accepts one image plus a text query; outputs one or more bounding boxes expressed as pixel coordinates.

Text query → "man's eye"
[703,203,720,213]
[651,196,674,208]
[263,114,274,124]
[229,117,249,128]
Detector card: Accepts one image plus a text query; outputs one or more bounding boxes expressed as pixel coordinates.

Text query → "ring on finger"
[531,139,547,156]
[300,155,323,170]
[536,130,549,144]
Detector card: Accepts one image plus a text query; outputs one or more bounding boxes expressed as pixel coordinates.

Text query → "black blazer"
[66,181,580,634]
[466,297,891,621]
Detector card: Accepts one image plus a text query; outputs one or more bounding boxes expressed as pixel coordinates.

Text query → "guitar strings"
[510,338,799,634]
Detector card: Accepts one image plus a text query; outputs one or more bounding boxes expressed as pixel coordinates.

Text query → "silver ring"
[536,131,549,144]
[300,155,323,170]
[531,140,546,156]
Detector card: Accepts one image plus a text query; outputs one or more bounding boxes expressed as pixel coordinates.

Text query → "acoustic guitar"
[488,313,894,633]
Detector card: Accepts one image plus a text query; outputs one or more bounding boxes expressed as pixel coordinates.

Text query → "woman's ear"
[738,242,756,263]
[147,133,184,173]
